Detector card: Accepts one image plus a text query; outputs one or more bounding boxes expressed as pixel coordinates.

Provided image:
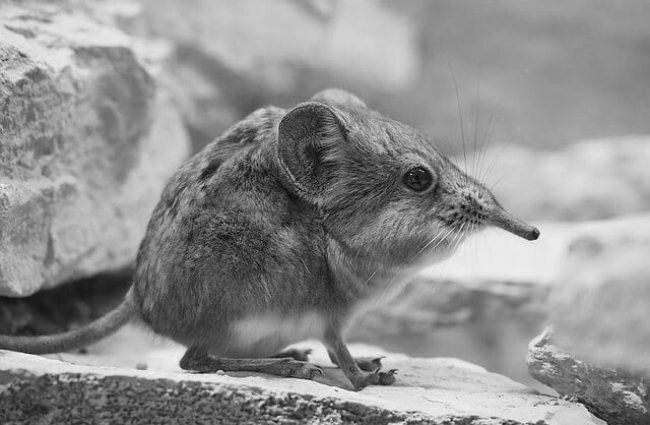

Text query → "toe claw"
[377,369,398,385]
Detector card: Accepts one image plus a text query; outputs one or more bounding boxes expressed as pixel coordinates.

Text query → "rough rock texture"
[0,332,600,424]
[0,1,190,296]
[528,330,649,425]
[546,214,650,373]
[483,138,650,221]
[117,0,419,150]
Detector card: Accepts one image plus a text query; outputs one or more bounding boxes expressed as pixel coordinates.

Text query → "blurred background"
[135,0,650,156]
[1,0,649,401]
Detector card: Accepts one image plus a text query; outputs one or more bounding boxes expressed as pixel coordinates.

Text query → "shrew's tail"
[0,290,135,354]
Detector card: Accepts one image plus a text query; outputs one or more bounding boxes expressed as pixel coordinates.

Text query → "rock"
[0,327,600,424]
[481,138,650,221]
[527,216,650,424]
[546,214,650,373]
[349,277,549,339]
[0,1,190,296]
[125,0,419,150]
[528,330,649,425]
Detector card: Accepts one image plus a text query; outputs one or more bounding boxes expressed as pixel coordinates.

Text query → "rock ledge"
[0,340,599,424]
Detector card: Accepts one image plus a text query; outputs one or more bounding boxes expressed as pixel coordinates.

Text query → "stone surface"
[0,1,190,296]
[482,138,650,221]
[546,214,650,373]
[528,330,649,425]
[0,326,600,424]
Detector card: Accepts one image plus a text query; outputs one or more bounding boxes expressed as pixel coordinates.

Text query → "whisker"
[429,227,455,253]
[481,139,512,184]
[413,229,446,260]
[363,268,380,287]
[477,112,497,181]
[489,174,507,192]
[450,222,466,250]
[472,76,481,178]
[412,228,453,269]
[448,62,468,177]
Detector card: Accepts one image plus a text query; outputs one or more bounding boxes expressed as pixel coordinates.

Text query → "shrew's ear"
[311,88,367,110]
[278,102,346,199]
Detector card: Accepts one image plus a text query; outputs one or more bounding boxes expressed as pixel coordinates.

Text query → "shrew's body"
[0,89,539,389]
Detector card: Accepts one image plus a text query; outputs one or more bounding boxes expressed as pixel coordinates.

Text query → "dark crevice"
[0,267,133,337]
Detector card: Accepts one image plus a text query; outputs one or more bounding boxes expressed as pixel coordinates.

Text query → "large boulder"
[0,1,190,297]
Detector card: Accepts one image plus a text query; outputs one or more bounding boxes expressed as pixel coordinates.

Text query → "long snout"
[485,206,540,241]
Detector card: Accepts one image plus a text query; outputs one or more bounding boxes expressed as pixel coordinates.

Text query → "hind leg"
[180,345,323,380]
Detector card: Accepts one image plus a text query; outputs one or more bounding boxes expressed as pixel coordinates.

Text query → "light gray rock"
[547,214,650,373]
[0,1,190,296]
[528,330,649,425]
[481,138,650,221]
[0,331,600,424]
[527,216,650,424]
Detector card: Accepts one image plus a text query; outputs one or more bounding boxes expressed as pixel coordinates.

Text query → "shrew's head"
[277,89,539,267]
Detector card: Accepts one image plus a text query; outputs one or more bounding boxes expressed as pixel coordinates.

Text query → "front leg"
[323,325,397,390]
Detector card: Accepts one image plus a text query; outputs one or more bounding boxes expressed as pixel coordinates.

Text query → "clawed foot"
[351,368,398,390]
[275,358,324,380]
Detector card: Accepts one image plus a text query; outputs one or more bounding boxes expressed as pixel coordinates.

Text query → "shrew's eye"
[403,167,433,192]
